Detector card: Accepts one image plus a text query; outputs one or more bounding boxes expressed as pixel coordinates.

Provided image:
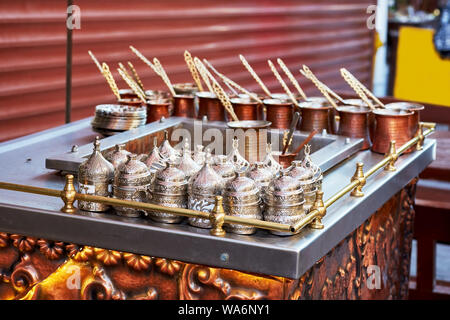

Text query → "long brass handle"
[127,61,145,92]
[117,68,147,103]
[341,68,385,108]
[193,57,214,93]
[194,58,239,121]
[277,58,308,100]
[267,60,300,108]
[239,54,272,98]
[88,50,103,73]
[203,59,239,97]
[204,64,263,104]
[300,66,345,105]
[101,63,121,101]
[129,46,161,77]
[340,68,375,110]
[184,50,204,92]
[152,58,176,97]
[300,66,339,109]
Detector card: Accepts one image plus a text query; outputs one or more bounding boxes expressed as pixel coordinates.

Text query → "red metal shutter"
[0,0,374,141]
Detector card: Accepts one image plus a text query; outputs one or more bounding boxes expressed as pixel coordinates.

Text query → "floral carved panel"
[0,180,417,300]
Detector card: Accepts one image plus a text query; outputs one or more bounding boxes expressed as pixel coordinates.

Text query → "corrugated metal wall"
[0,0,374,141]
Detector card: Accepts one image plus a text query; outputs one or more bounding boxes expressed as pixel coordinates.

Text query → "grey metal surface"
[45,117,363,174]
[46,117,184,173]
[0,118,436,279]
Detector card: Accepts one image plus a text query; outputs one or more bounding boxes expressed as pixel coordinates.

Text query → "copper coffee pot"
[173,95,196,118]
[230,98,260,121]
[145,99,171,123]
[385,102,424,153]
[385,102,424,138]
[196,91,225,121]
[273,152,297,169]
[273,110,300,168]
[145,90,171,101]
[338,98,376,141]
[371,108,414,154]
[298,101,333,133]
[173,82,198,95]
[118,89,138,100]
[336,106,372,150]
[263,99,294,129]
[237,93,266,120]
[227,120,272,163]
[270,92,302,102]
[118,98,144,108]
[337,97,377,135]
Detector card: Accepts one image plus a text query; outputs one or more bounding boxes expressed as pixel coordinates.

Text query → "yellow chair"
[394,26,450,107]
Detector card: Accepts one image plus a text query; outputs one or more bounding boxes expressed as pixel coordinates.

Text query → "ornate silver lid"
[135,154,148,163]
[104,144,131,169]
[223,170,262,235]
[262,143,282,176]
[266,170,303,197]
[287,157,317,209]
[264,170,304,207]
[226,138,249,171]
[190,152,224,197]
[224,171,259,199]
[78,137,114,182]
[177,139,201,179]
[145,137,165,172]
[192,145,206,166]
[115,154,152,188]
[159,130,180,160]
[213,155,235,182]
[288,160,313,181]
[247,162,273,190]
[301,145,322,181]
[153,160,188,196]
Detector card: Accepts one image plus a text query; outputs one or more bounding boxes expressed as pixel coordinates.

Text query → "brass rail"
[291,123,435,233]
[0,123,435,237]
[0,178,291,235]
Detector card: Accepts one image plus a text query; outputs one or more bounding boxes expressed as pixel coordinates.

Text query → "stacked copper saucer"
[91,104,147,136]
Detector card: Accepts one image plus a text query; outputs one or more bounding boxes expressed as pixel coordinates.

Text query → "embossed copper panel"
[0,181,416,300]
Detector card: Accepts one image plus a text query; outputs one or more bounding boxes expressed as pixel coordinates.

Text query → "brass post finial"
[416,124,425,151]
[350,162,366,197]
[210,196,226,237]
[310,191,326,229]
[94,136,100,150]
[385,141,398,172]
[61,174,77,214]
